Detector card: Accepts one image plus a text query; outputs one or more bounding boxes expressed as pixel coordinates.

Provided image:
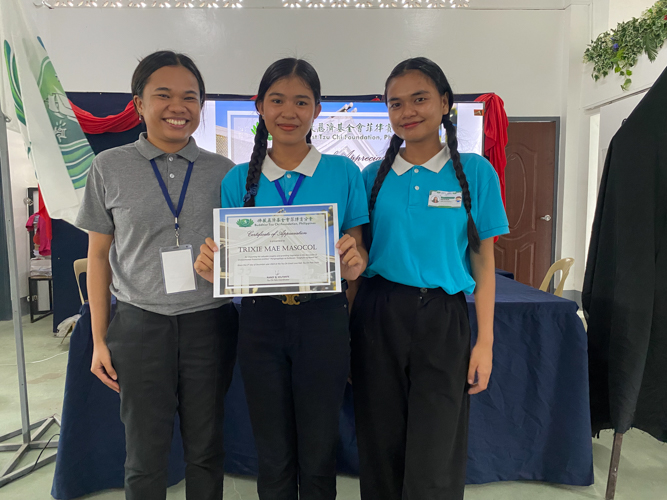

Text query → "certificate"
[213,204,341,297]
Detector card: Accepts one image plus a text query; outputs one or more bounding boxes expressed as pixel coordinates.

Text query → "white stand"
[0,106,60,488]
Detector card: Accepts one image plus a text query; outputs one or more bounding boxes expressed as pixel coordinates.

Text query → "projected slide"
[195,100,484,170]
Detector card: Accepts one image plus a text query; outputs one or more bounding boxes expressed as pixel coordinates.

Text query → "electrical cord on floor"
[0,351,68,367]
[28,433,60,474]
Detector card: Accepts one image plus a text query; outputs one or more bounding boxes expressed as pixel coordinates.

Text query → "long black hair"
[243,58,322,207]
[369,57,481,253]
[131,51,206,115]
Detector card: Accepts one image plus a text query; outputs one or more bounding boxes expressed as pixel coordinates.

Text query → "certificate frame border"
[213,203,341,298]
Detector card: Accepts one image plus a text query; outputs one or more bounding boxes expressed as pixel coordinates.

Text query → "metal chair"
[539,258,574,297]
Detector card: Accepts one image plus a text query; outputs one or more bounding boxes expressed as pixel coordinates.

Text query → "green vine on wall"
[583,0,667,90]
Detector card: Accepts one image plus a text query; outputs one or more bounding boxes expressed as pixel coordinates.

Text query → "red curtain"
[70,100,140,135]
[474,93,508,207]
[26,187,52,256]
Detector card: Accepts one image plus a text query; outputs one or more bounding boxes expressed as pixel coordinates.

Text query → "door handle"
[540,215,552,222]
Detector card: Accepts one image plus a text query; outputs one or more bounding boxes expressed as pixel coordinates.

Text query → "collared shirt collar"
[134,132,201,162]
[262,146,322,182]
[391,144,451,176]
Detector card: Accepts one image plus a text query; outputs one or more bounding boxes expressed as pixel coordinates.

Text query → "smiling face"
[256,76,322,148]
[133,65,202,153]
[385,70,450,146]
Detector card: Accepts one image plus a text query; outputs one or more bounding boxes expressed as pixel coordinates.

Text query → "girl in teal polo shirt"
[349,57,509,500]
[194,58,368,500]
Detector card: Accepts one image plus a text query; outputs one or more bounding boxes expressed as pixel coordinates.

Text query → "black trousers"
[107,301,238,500]
[238,293,350,500]
[350,276,471,500]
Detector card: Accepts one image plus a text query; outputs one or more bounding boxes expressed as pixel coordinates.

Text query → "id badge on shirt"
[159,245,198,295]
[428,190,462,208]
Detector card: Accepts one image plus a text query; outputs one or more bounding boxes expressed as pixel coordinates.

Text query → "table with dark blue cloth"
[495,268,514,280]
[52,276,593,499]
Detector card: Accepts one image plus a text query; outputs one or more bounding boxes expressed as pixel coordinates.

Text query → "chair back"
[73,258,88,305]
[539,258,574,298]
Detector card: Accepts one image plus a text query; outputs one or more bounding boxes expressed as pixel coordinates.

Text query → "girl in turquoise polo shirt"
[349,57,509,500]
[194,58,369,500]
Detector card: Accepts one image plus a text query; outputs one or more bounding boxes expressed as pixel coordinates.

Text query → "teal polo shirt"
[221,146,369,234]
[363,147,509,295]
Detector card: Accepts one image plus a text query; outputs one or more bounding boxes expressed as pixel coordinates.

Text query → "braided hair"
[369,57,481,253]
[243,58,321,207]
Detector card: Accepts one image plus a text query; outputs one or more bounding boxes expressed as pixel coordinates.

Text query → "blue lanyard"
[150,158,194,246]
[273,173,305,206]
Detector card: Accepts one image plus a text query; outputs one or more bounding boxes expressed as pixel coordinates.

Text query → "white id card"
[159,245,198,295]
[428,190,462,208]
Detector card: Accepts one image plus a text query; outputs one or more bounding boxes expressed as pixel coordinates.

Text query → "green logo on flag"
[3,37,95,189]
[3,41,25,126]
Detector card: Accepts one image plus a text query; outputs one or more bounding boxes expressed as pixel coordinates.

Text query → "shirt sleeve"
[220,164,246,209]
[342,160,370,231]
[474,165,510,241]
[75,157,114,235]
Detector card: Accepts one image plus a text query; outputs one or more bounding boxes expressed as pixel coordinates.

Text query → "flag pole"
[0,104,59,488]
[0,101,31,442]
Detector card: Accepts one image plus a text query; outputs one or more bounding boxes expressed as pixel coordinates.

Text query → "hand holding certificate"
[212,204,342,297]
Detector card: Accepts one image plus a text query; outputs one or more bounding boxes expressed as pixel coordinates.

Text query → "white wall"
[608,0,656,29]
[579,91,646,257]
[556,3,593,291]
[37,9,566,118]
[598,91,646,157]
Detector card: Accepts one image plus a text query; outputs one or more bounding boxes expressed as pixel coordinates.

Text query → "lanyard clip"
[175,217,180,247]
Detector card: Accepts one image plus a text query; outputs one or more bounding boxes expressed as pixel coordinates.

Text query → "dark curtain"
[583,66,667,442]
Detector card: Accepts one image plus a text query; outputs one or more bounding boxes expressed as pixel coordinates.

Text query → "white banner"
[0,0,94,224]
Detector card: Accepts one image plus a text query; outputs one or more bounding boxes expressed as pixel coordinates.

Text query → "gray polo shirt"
[76,133,234,316]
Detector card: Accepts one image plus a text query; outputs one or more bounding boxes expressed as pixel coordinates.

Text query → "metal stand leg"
[605,432,624,500]
[0,107,60,488]
[0,416,60,487]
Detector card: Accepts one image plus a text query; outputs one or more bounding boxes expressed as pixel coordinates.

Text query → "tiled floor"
[1,316,665,500]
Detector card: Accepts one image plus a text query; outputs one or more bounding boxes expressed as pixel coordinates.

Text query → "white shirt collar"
[262,146,322,182]
[391,145,451,176]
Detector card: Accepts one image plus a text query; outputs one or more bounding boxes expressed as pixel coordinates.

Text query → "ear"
[441,92,450,117]
[256,101,264,117]
[133,95,144,118]
[313,103,322,121]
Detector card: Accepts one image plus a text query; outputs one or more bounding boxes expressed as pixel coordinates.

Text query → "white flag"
[0,0,94,224]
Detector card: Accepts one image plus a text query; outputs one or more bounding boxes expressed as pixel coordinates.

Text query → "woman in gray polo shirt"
[76,51,237,500]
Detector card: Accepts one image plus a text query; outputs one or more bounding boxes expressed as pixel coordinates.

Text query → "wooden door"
[495,121,557,288]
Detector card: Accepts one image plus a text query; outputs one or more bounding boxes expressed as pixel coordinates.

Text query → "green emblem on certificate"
[236,218,254,228]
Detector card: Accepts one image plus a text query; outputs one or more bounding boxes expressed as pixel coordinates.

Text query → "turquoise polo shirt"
[221,146,369,234]
[363,146,509,295]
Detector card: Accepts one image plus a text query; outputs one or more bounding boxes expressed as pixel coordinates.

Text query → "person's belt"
[271,281,349,305]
